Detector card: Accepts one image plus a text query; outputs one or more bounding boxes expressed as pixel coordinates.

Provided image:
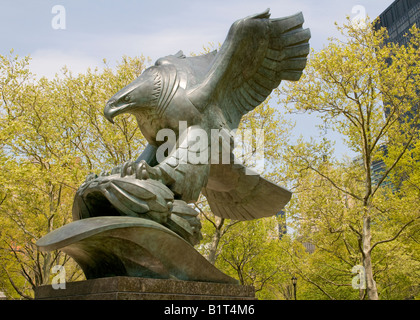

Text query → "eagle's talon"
[110,165,121,175]
[133,160,164,182]
[133,161,149,180]
[85,173,98,182]
[135,160,150,180]
[112,160,158,180]
[121,161,136,177]
[141,169,149,180]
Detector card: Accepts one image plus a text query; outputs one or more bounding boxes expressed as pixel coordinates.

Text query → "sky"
[0,0,396,158]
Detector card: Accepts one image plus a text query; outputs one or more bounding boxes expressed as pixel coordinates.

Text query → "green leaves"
[0,53,149,298]
[278,17,420,299]
[1,18,419,299]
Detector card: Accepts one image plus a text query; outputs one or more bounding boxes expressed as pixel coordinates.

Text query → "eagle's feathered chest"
[133,108,163,144]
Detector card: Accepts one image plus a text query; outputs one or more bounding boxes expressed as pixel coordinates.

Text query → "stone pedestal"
[34,276,256,300]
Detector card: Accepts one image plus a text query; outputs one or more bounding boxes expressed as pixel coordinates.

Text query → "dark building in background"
[370,0,420,188]
[376,0,420,45]
[376,0,420,121]
[276,210,287,239]
[370,144,392,189]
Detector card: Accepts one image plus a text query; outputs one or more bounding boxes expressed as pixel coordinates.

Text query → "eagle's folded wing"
[187,9,310,129]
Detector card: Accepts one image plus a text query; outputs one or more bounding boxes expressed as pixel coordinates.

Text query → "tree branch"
[370,218,419,254]
[371,133,416,197]
[281,246,336,300]
[308,165,363,202]
[2,266,33,300]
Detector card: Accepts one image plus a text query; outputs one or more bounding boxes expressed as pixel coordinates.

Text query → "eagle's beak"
[104,68,158,124]
[104,101,116,124]
[104,99,131,124]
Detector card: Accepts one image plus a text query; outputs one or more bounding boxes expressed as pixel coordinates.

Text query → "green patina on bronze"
[37,9,310,283]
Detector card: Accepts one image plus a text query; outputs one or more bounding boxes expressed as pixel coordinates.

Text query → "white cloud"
[25,0,395,79]
[29,49,102,79]
[27,28,223,79]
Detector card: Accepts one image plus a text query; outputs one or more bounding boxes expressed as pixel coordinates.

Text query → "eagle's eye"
[124,95,131,102]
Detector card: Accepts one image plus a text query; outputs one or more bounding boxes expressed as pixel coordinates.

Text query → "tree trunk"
[362,215,379,300]
[206,217,225,264]
[40,251,52,286]
[207,228,221,264]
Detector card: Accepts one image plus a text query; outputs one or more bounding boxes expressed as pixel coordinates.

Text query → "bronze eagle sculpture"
[38,9,311,282]
[99,9,310,221]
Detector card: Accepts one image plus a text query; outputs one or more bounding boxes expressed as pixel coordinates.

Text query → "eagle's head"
[104,63,180,124]
[104,67,161,123]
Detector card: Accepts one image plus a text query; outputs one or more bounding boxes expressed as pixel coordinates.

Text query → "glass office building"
[373,0,419,189]
[376,0,420,45]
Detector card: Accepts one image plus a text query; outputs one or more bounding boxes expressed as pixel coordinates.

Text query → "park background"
[0,0,419,300]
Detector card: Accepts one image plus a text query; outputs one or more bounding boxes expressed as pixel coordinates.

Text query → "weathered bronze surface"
[37,216,237,283]
[37,9,310,283]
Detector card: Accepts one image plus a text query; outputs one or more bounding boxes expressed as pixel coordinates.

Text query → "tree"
[195,95,294,286]
[196,96,292,256]
[279,18,420,299]
[215,216,288,299]
[0,52,150,298]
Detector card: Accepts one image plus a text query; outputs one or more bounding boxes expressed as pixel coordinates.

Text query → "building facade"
[372,0,420,188]
[376,0,420,45]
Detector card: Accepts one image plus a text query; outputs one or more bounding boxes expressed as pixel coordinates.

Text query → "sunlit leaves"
[278,17,420,299]
[0,53,149,298]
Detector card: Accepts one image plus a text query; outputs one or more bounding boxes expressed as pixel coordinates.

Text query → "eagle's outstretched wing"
[187,9,310,129]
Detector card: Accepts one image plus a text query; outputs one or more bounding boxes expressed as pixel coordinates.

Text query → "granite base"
[34,276,256,300]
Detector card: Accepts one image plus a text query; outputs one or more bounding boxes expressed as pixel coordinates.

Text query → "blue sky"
[0,0,395,158]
